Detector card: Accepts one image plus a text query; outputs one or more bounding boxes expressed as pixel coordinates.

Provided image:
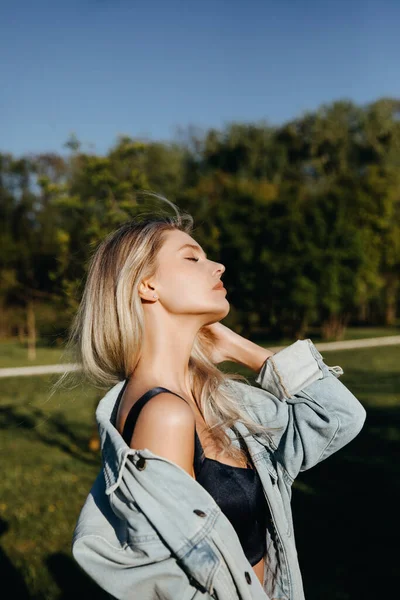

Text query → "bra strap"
[121,387,172,444]
[121,386,203,473]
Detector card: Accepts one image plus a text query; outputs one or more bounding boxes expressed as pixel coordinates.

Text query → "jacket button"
[135,456,147,470]
[193,509,207,517]
[244,571,252,584]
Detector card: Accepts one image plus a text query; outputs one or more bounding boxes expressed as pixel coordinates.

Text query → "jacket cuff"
[254,338,325,400]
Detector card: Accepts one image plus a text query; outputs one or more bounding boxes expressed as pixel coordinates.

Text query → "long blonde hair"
[53,194,281,464]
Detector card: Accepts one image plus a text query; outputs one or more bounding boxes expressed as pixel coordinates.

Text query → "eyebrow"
[177,243,207,258]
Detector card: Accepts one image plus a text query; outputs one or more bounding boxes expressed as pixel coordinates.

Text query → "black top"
[116,381,269,566]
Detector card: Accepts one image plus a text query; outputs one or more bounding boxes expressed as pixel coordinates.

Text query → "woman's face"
[150,229,230,322]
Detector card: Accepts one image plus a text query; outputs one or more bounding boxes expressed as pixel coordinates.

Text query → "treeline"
[1,97,400,358]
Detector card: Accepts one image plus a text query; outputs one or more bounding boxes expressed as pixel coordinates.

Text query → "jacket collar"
[95,379,137,495]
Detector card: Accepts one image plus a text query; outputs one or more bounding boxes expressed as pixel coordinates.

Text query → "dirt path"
[1,335,399,378]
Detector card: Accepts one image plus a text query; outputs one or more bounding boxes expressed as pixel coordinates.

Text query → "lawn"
[0,339,67,369]
[0,343,399,599]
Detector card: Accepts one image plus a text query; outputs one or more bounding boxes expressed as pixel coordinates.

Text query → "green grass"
[0,344,399,598]
[251,324,400,348]
[332,323,400,340]
[0,339,67,369]
[0,375,106,599]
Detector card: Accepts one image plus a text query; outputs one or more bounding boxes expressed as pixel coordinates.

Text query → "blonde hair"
[53,193,281,465]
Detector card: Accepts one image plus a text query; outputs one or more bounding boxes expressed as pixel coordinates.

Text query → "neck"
[133,309,203,400]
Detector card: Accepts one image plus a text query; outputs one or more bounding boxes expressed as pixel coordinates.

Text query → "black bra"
[116,381,269,566]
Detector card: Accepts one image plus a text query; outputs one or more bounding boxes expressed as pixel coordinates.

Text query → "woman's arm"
[230,337,367,481]
[201,321,275,368]
[226,334,275,372]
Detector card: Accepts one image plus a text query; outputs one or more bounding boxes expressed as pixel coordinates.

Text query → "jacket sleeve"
[72,473,215,600]
[251,338,367,481]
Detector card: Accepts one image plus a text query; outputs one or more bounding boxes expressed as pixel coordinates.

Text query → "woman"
[69,199,366,600]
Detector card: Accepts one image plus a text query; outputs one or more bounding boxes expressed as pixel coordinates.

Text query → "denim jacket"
[72,338,366,600]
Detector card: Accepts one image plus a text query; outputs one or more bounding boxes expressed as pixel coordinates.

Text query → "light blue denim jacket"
[72,338,366,600]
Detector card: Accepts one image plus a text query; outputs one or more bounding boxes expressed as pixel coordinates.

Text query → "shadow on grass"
[0,523,107,600]
[0,405,100,466]
[291,404,399,600]
[337,368,400,400]
[45,552,111,600]
[0,518,30,599]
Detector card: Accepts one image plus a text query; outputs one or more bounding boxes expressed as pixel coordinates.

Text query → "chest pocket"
[110,488,172,563]
[235,426,279,485]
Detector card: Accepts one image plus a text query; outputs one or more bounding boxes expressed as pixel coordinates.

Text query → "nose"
[214,262,225,275]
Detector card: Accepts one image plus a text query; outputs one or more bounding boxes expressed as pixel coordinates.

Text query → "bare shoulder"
[128,392,196,478]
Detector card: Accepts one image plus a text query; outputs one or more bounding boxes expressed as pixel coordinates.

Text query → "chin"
[218,301,230,319]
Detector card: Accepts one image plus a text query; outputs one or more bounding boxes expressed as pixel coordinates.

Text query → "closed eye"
[186,257,199,262]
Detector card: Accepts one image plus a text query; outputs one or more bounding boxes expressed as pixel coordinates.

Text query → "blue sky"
[1,0,399,156]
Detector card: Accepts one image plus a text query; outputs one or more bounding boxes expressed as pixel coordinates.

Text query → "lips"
[212,282,225,290]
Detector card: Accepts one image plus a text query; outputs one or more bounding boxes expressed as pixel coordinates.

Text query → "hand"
[200,322,275,371]
[199,322,240,364]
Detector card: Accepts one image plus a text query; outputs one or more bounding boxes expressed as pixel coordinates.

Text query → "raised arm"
[233,338,367,482]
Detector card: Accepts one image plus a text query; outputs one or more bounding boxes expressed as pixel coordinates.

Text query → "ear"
[138,279,158,302]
